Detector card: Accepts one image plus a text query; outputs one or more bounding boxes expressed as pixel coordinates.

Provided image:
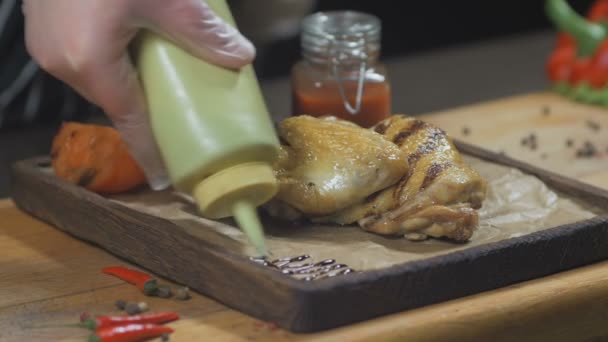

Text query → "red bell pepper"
[588,0,608,21]
[546,0,608,88]
[547,34,576,82]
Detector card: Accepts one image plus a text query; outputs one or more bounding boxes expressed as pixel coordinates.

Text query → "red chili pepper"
[80,312,180,331]
[102,266,158,295]
[87,323,173,342]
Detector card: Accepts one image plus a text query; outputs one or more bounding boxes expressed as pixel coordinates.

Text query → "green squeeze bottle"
[133,0,280,257]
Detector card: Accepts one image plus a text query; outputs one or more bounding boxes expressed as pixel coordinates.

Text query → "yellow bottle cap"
[192,162,278,256]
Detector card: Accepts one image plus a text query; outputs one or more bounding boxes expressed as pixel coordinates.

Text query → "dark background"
[0,0,600,197]
[252,0,596,79]
[0,0,598,131]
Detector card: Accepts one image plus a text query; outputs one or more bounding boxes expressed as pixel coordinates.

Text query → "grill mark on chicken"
[373,121,390,134]
[421,162,452,190]
[364,190,382,203]
[391,172,411,204]
[390,127,447,207]
[406,127,444,165]
[392,120,427,146]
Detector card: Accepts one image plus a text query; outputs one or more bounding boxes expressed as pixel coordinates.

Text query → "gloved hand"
[22,0,256,190]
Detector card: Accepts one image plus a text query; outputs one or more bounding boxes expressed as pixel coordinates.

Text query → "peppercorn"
[542,106,551,116]
[586,120,601,132]
[576,140,598,158]
[125,302,148,315]
[521,133,538,150]
[125,303,140,315]
[462,127,471,136]
[175,287,191,301]
[115,300,127,311]
[155,285,173,298]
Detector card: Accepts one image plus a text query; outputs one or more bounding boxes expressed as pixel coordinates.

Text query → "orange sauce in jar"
[292,77,391,128]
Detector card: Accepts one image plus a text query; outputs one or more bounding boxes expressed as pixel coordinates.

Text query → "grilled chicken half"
[265,115,487,242]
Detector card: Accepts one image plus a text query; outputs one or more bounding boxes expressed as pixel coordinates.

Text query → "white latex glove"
[22,0,256,190]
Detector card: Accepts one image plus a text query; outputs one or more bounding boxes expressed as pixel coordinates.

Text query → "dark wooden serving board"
[9,141,608,333]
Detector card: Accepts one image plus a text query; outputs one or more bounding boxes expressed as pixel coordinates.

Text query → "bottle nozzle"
[233,201,267,257]
[192,162,278,257]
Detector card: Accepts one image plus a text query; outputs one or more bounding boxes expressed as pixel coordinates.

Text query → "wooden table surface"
[4,92,608,341]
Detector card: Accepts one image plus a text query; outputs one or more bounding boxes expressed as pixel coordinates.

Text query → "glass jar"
[291,11,391,128]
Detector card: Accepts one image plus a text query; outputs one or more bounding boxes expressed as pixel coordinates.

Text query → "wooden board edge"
[453,139,608,207]
[0,198,14,209]
[262,136,608,331]
[8,156,311,330]
[284,216,608,332]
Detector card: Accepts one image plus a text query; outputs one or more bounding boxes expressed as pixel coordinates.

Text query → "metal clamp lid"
[329,36,368,115]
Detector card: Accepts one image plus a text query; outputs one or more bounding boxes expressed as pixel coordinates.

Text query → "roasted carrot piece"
[51,122,146,194]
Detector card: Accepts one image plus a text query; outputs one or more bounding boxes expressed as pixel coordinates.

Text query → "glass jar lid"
[301,11,381,64]
[300,11,382,115]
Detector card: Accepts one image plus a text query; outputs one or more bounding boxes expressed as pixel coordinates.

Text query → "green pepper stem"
[545,0,607,56]
[143,279,158,296]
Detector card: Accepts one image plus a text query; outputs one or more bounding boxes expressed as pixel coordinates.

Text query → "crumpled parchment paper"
[109,155,597,271]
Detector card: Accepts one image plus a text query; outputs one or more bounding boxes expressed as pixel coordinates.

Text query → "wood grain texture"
[0,198,13,208]
[9,143,608,332]
[2,202,608,341]
[0,201,120,308]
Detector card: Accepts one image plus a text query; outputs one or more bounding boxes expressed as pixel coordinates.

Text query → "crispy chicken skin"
[272,115,409,215]
[265,115,487,242]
